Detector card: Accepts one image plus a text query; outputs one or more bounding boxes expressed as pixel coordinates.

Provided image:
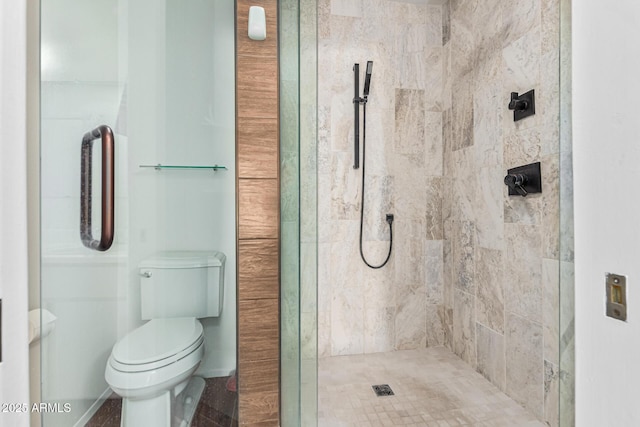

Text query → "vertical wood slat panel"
[236,0,280,425]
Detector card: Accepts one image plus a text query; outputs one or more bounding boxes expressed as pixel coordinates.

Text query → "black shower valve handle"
[509,92,529,111]
[504,173,529,197]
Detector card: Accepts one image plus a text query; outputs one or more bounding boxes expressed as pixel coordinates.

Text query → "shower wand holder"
[508,90,535,122]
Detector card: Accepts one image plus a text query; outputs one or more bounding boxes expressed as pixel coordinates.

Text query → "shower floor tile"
[318,347,545,427]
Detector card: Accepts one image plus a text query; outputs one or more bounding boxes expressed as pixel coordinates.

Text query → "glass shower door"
[40,1,237,426]
[40,2,129,425]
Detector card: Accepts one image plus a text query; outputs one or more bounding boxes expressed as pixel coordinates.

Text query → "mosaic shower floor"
[318,347,545,427]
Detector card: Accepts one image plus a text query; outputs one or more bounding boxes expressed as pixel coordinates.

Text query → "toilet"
[105,251,226,427]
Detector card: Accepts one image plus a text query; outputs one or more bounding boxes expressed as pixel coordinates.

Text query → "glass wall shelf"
[139,164,227,171]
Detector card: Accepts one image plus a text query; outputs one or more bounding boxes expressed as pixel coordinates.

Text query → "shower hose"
[359,102,393,269]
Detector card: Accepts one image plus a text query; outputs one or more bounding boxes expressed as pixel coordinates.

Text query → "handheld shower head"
[363,61,373,98]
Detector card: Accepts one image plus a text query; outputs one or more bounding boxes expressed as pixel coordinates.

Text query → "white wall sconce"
[248,6,266,41]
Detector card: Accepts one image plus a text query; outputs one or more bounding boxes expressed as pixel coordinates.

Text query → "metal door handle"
[80,125,115,251]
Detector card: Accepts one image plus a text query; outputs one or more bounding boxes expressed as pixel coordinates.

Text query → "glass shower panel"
[40,1,236,426]
[280,0,318,425]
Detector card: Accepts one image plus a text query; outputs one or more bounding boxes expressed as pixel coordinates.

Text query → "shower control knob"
[504,173,529,197]
[509,92,528,111]
[140,271,152,278]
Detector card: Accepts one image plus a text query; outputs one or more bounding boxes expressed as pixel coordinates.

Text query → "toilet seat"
[109,318,204,373]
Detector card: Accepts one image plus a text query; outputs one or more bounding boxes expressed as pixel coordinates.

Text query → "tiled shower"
[315,0,566,425]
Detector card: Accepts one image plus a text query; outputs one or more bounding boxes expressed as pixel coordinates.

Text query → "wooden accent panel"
[236,0,280,424]
[238,299,279,361]
[238,358,279,394]
[238,391,279,426]
[238,117,278,178]
[238,179,278,239]
[239,239,279,300]
[237,56,279,119]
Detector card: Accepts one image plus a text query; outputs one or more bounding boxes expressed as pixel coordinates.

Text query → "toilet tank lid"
[139,251,226,269]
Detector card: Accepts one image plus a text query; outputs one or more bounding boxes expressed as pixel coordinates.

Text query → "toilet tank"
[139,251,226,320]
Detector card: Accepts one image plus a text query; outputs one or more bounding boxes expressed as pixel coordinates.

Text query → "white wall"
[0,0,30,426]
[573,1,640,425]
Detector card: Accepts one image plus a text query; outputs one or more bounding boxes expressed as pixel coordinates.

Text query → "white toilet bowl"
[105,317,205,427]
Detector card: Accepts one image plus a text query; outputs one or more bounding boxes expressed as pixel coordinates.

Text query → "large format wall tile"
[476,247,504,334]
[443,1,560,425]
[504,224,542,323]
[453,289,476,367]
[476,323,506,391]
[506,313,543,419]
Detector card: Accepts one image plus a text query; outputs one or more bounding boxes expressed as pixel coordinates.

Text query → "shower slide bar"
[80,125,115,252]
[139,164,227,171]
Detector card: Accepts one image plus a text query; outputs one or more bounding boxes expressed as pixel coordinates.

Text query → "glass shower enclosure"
[39,0,237,425]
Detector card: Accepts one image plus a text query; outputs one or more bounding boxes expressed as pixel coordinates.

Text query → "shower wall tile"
[453,289,476,367]
[318,0,331,39]
[506,313,543,419]
[425,240,444,305]
[543,259,560,364]
[394,220,427,286]
[443,1,560,424]
[544,359,560,427]
[502,30,541,131]
[473,58,503,168]
[474,0,505,57]
[476,247,504,334]
[475,166,504,250]
[301,311,318,360]
[501,0,541,46]
[364,307,396,353]
[504,224,542,323]
[363,175,394,242]
[330,0,362,18]
[331,286,364,355]
[395,51,428,90]
[541,0,560,56]
[395,23,427,55]
[425,112,444,175]
[425,48,444,112]
[395,284,427,350]
[330,152,360,220]
[442,2,451,45]
[451,147,477,221]
[425,304,445,347]
[453,220,475,294]
[393,155,427,220]
[426,6,443,47]
[394,89,426,159]
[318,310,331,358]
[317,243,332,313]
[541,155,560,259]
[363,240,396,309]
[450,2,476,79]
[451,71,474,151]
[476,323,506,391]
[363,108,395,176]
[442,42,453,111]
[504,126,542,167]
[425,177,444,240]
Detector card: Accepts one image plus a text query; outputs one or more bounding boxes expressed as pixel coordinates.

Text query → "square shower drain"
[372,384,394,396]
